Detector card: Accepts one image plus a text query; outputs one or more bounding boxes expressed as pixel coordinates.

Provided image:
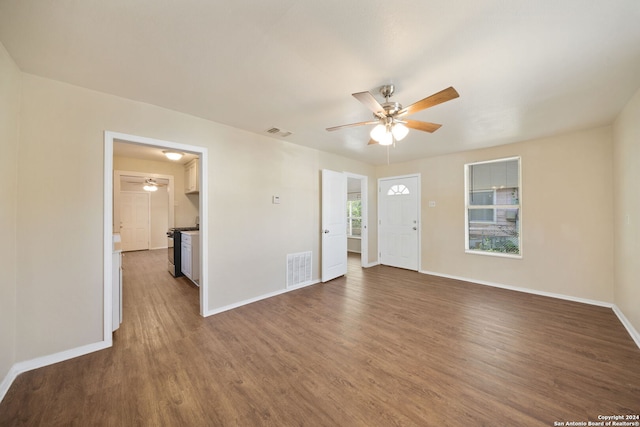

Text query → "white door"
[321,169,347,282]
[120,191,150,252]
[379,175,419,271]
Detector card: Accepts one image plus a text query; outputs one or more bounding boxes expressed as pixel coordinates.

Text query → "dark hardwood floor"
[1,250,639,426]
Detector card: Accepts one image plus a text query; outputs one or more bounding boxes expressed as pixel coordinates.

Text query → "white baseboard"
[420,269,640,349]
[4,271,638,405]
[0,340,110,403]
[203,279,321,317]
[363,261,380,268]
[612,305,640,349]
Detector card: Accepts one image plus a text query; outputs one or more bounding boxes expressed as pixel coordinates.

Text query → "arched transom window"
[387,184,410,196]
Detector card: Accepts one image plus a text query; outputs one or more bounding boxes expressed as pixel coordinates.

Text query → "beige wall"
[14,73,376,361]
[0,43,20,382]
[613,87,640,333]
[377,126,615,303]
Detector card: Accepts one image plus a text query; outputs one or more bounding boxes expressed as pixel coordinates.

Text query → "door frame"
[377,173,421,271]
[344,172,368,268]
[103,131,209,346]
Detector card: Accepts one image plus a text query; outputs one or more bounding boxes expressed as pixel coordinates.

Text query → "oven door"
[168,233,176,276]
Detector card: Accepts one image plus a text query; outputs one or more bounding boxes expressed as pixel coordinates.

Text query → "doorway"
[114,172,174,252]
[378,174,420,271]
[345,173,368,268]
[103,131,209,345]
[321,170,368,282]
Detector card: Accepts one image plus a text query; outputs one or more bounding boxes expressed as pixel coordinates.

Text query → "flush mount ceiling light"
[163,150,184,161]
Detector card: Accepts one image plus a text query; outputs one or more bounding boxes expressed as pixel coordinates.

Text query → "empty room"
[1,1,639,425]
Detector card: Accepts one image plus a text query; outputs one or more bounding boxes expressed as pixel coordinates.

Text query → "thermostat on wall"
[272,196,280,204]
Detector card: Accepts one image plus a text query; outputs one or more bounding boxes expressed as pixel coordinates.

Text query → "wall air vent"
[286,251,312,289]
[266,127,293,138]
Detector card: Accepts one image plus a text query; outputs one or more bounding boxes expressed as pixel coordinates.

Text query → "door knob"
[324,229,330,234]
[413,227,417,230]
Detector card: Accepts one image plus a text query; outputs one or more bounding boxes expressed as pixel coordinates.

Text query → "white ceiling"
[1,0,639,165]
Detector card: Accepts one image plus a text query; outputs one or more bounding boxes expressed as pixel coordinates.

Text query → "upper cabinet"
[185,159,199,194]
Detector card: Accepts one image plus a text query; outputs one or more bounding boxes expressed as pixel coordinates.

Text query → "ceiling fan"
[326,84,459,146]
[143,178,166,192]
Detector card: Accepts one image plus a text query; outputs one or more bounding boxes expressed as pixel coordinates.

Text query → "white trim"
[420,269,640,349]
[203,280,321,317]
[105,131,210,320]
[103,138,114,346]
[0,341,110,403]
[464,156,522,258]
[344,172,368,269]
[612,305,640,349]
[3,273,637,404]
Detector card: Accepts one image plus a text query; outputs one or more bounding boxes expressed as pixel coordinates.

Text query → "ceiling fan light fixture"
[163,150,184,161]
[144,178,159,192]
[370,123,387,142]
[378,130,394,146]
[391,122,409,141]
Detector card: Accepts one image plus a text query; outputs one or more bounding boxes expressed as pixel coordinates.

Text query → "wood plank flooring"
[1,250,639,426]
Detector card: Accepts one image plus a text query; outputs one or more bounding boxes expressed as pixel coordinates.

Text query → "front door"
[379,175,419,271]
[120,191,150,252]
[321,169,347,282]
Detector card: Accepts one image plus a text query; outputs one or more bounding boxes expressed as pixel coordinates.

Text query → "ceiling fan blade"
[404,119,443,133]
[326,120,379,132]
[367,139,378,145]
[352,91,386,118]
[397,86,459,117]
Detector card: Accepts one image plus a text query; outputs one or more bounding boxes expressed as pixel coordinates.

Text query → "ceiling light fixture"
[143,179,159,192]
[163,150,184,161]
[369,118,409,146]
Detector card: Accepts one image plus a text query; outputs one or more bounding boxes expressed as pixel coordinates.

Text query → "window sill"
[465,249,522,259]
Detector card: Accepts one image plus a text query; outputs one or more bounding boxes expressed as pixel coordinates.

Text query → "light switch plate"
[429,200,436,207]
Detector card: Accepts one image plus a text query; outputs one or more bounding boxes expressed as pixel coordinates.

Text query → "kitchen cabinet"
[181,231,199,285]
[185,159,199,194]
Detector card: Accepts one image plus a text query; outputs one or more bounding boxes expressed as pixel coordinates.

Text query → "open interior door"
[321,169,347,282]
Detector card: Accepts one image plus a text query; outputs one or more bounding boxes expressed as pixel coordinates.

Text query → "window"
[387,184,410,195]
[465,157,521,257]
[347,199,362,237]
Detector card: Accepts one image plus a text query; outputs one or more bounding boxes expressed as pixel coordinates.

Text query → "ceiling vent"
[266,127,293,137]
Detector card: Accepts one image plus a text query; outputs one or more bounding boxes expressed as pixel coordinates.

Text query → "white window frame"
[347,199,362,238]
[468,189,497,223]
[464,156,522,259]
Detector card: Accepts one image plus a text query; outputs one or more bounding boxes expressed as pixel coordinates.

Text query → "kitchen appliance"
[167,227,199,277]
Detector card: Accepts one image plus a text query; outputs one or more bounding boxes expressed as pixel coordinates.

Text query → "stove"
[167,227,199,277]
